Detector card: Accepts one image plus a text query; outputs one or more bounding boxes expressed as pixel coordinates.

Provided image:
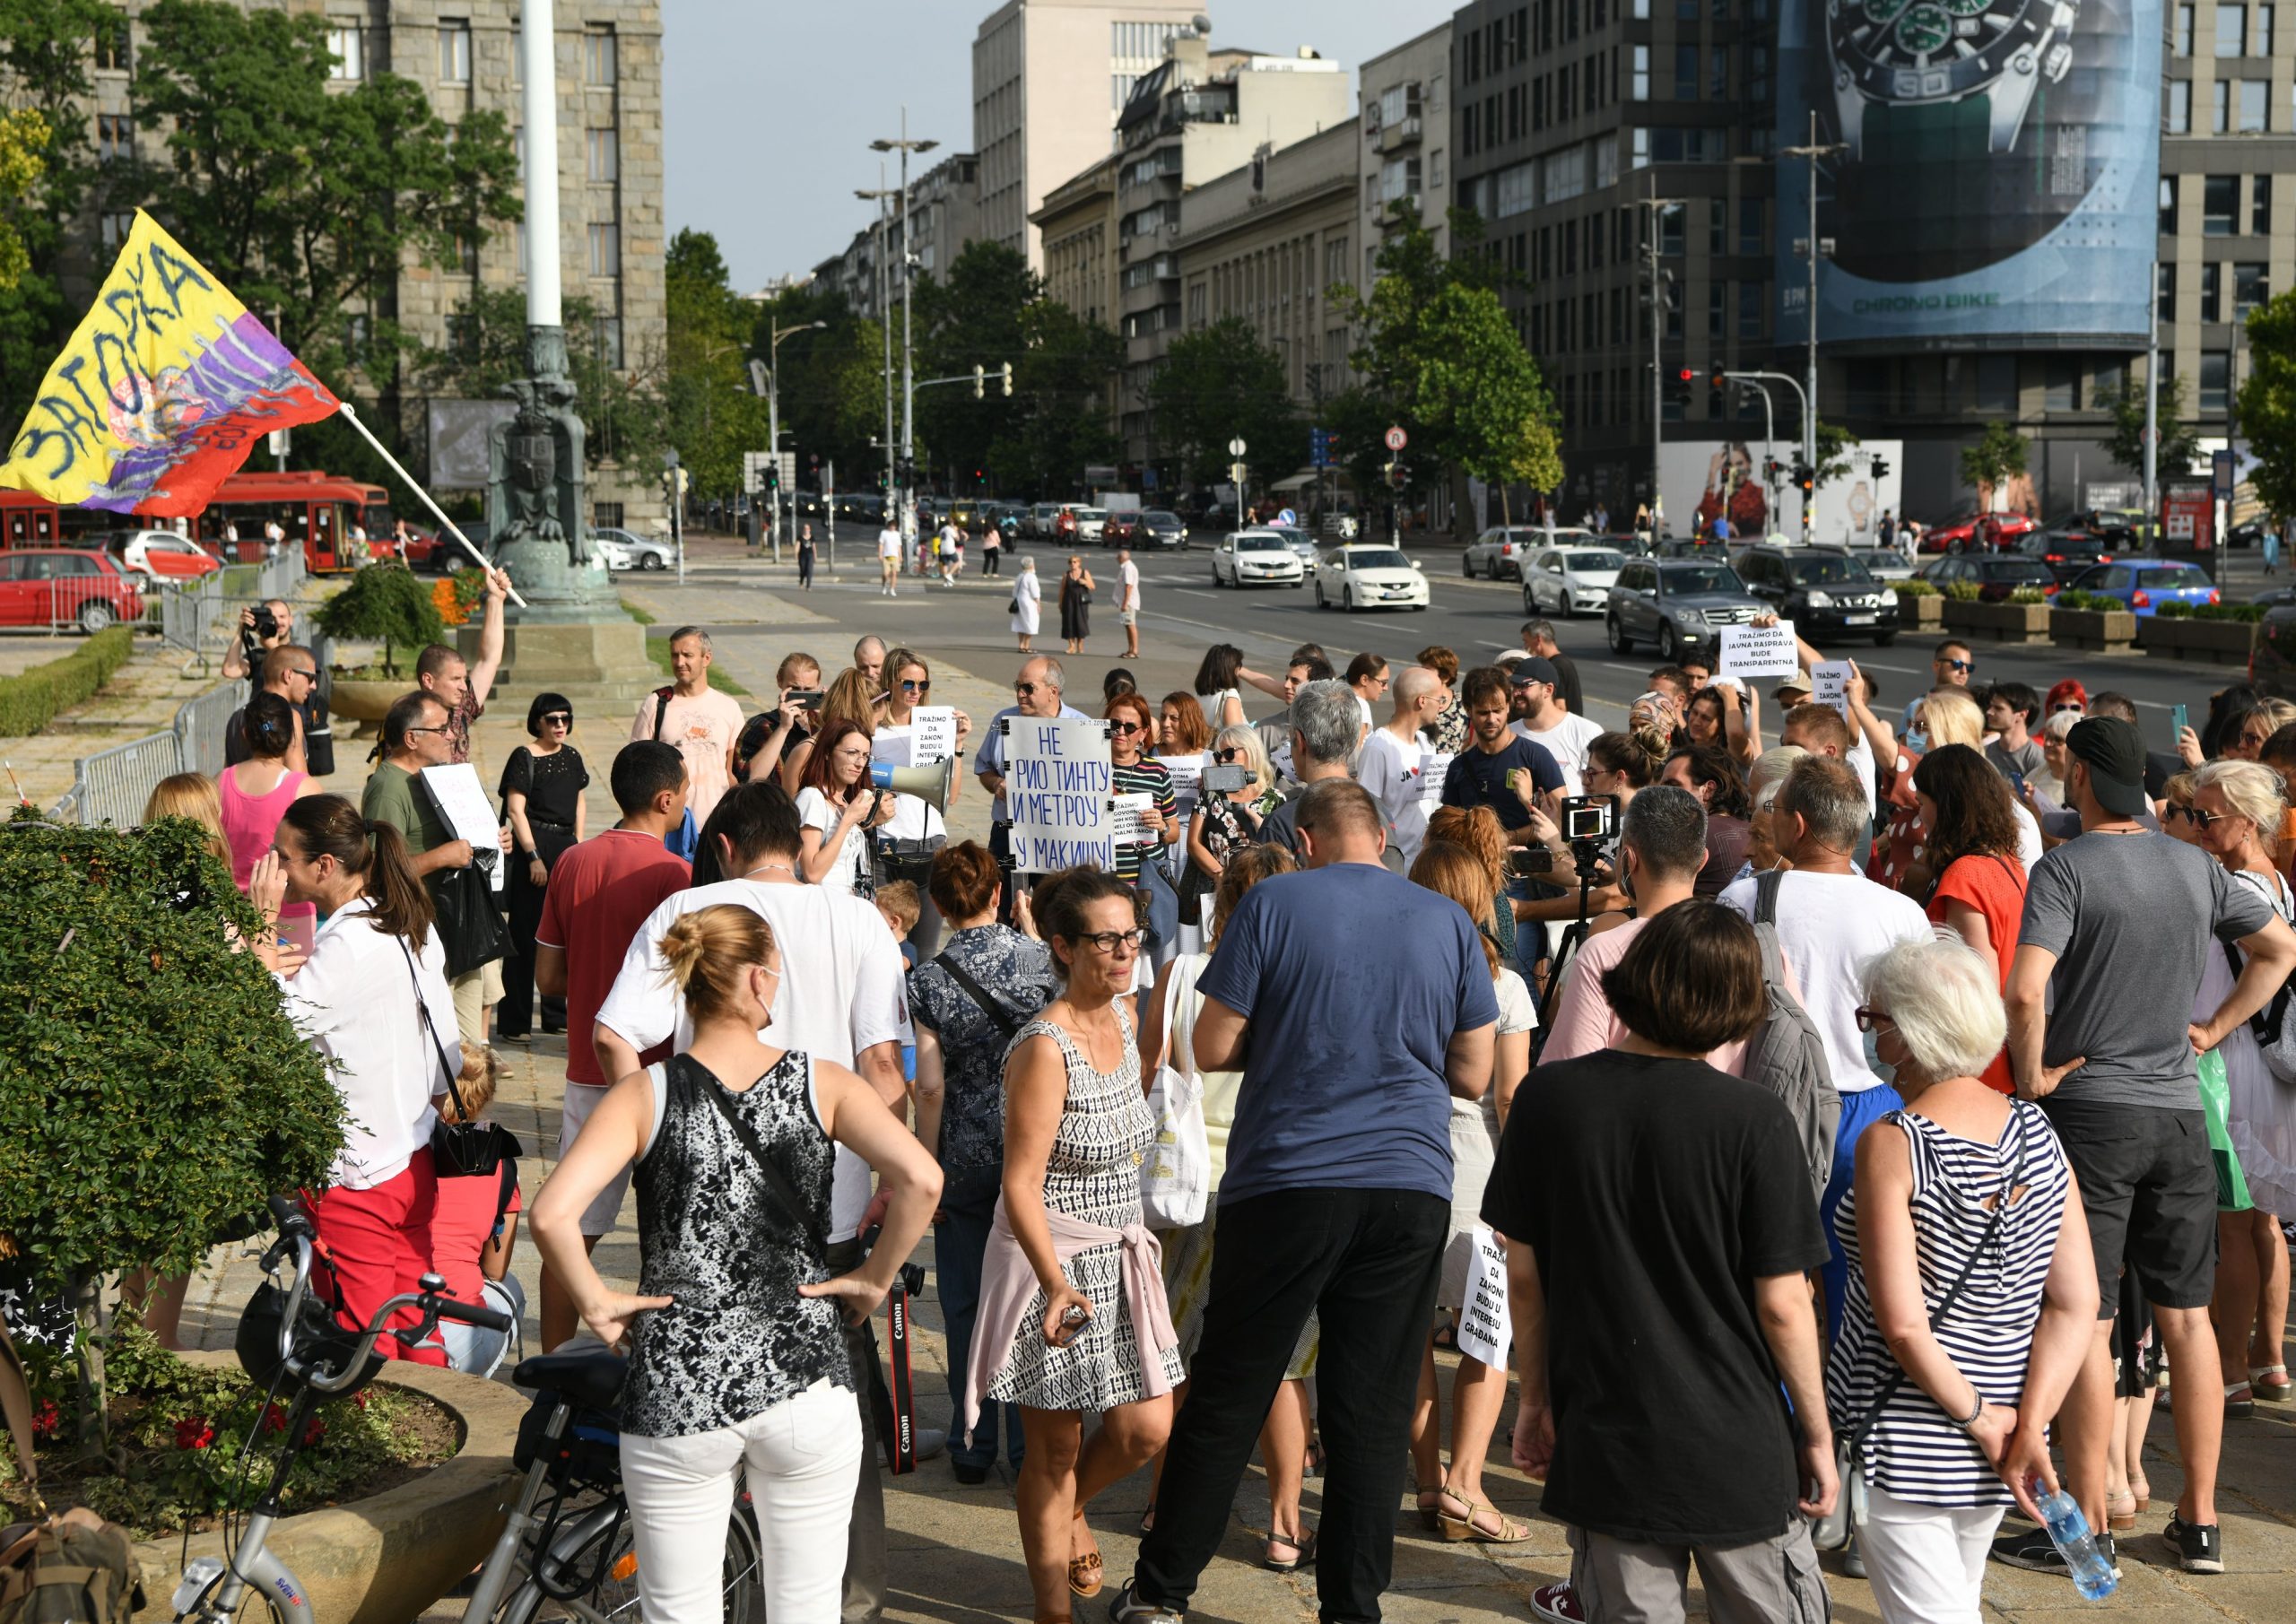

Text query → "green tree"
[1813,420,1862,488]
[751,286,892,492]
[662,228,767,499]
[2240,290,2296,521]
[2104,371,2204,481]
[912,240,1035,489]
[1144,317,1300,490]
[993,300,1123,496]
[1958,421,2031,500]
[1407,284,1560,522]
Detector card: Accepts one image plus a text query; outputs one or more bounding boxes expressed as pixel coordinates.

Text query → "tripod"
[1535,839,1617,1034]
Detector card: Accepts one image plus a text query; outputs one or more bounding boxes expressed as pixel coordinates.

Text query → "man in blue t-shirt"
[1440,664,1564,839]
[1117,779,1498,1624]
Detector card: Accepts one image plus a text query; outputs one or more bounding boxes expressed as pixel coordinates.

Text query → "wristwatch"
[1829,0,2075,162]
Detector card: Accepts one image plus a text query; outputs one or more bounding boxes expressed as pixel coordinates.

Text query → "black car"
[2014,525,2119,586]
[1139,509,1187,549]
[1919,553,2060,601]
[1733,545,1900,645]
[833,493,887,526]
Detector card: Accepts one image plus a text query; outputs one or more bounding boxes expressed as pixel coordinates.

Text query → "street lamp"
[856,178,900,525]
[872,111,938,551]
[762,317,826,562]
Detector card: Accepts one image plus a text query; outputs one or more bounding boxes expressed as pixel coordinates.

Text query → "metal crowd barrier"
[55,727,189,828]
[174,681,244,778]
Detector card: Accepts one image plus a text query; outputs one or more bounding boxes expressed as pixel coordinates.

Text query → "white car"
[1071,507,1109,544]
[594,525,674,571]
[1463,525,1553,580]
[1211,528,1306,588]
[1314,544,1429,612]
[106,528,220,581]
[1521,543,1626,617]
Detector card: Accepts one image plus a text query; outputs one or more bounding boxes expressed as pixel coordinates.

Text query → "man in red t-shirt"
[533,740,691,1350]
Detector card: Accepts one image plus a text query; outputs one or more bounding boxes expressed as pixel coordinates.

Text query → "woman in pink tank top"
[220,691,322,921]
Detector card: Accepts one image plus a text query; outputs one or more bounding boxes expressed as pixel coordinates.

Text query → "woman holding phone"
[963,869,1182,1621]
[795,718,896,894]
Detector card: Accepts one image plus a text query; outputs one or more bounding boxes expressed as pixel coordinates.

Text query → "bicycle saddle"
[513,1348,628,1410]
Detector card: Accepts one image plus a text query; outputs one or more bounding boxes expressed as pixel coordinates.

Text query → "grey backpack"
[1748,870,1842,1203]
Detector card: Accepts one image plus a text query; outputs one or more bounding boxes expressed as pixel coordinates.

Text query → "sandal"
[2251,1362,2292,1402]
[2105,1489,2139,1533]
[1415,1489,1444,1533]
[1065,1550,1103,1600]
[2225,1381,2256,1420]
[1264,1530,1317,1573]
[1435,1484,1535,1545]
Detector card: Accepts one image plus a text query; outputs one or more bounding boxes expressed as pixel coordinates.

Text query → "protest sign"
[1109,791,1154,849]
[421,762,506,892]
[1813,660,1852,717]
[1004,715,1114,872]
[1419,751,1454,807]
[1718,621,1800,682]
[1453,1228,1512,1368]
[910,707,959,763]
[870,726,914,769]
[1157,751,1204,814]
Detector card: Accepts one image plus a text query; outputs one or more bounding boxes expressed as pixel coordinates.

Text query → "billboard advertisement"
[1660,439,1904,547]
[1777,0,2160,346]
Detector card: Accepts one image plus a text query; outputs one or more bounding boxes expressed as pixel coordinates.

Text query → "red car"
[0,549,145,632]
[105,528,222,582]
[1923,509,2038,553]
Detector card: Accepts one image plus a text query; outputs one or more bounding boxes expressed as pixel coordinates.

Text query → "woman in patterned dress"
[971,868,1184,1621]
[529,904,940,1622]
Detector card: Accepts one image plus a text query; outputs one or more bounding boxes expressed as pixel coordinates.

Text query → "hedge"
[0,628,134,737]
[2155,600,2265,622]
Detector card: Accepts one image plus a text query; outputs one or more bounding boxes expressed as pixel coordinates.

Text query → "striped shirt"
[1823,1101,2071,1507]
[1110,755,1178,883]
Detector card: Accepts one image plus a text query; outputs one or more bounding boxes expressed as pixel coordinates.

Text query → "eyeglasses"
[1110,719,1145,734]
[540,711,572,725]
[405,725,448,737]
[1072,927,1146,953]
[900,678,931,693]
[1853,1006,1896,1032]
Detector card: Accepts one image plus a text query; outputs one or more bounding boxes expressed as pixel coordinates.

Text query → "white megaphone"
[870,756,954,812]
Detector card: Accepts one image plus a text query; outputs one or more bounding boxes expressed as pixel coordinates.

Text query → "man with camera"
[223,599,333,777]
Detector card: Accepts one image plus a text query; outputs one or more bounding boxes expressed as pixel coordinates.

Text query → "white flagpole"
[333,399,528,608]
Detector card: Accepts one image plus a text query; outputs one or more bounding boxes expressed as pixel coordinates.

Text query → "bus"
[186,471,402,573]
[0,489,62,548]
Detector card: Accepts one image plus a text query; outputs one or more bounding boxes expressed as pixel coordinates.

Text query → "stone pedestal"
[458,618,659,708]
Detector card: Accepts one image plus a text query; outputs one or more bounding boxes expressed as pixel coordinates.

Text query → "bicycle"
[168,1198,761,1622]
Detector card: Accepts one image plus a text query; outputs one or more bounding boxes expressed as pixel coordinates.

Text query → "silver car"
[1522,544,1625,618]
[1212,528,1306,587]
[595,525,673,571]
[1072,507,1109,543]
[1464,525,1570,580]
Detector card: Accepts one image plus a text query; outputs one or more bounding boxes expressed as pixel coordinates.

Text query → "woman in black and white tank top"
[1826,933,2097,1621]
[531,904,941,1624]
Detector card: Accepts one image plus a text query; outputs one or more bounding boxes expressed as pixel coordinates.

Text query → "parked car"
[1139,510,1187,549]
[1068,507,1108,544]
[1923,508,2038,553]
[1605,558,1764,659]
[1101,510,1142,546]
[1521,543,1626,618]
[1735,544,1900,645]
[1313,544,1428,612]
[2048,508,2143,549]
[1854,548,1915,582]
[105,528,221,582]
[0,549,144,633]
[1210,528,1306,588]
[2064,559,2220,615]
[2013,525,2118,586]
[1919,553,2062,601]
[1463,525,1556,580]
[595,525,674,571]
[1194,501,1241,534]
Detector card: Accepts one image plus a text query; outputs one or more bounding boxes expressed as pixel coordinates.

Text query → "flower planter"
[1943,598,2051,646]
[326,675,411,730]
[2049,607,2137,655]
[2136,616,2258,665]
[134,1352,526,1624]
[1892,592,1943,631]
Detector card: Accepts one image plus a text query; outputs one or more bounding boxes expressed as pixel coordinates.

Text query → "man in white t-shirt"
[591,783,913,1614]
[1117,548,1142,658]
[876,522,902,596]
[1719,754,1930,1338]
[1358,665,1448,867]
[1508,656,1605,795]
[627,627,746,829]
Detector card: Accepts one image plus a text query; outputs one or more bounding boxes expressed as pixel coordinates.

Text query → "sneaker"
[1106,1581,1184,1623]
[2164,1517,2224,1574]
[1527,1582,1583,1623]
[914,1426,947,1463]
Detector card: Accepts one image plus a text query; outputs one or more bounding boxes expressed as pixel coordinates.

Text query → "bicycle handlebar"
[263,1224,513,1391]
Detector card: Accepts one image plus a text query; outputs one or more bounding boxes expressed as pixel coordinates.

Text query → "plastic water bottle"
[2037,1489,2119,1600]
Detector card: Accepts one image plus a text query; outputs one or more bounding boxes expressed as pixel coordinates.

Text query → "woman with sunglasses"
[1108,692,1181,974]
[875,649,974,955]
[1181,725,1270,929]
[499,691,590,1042]
[964,868,1181,1621]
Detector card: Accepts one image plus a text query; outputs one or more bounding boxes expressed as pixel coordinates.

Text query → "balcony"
[1378,115,1422,152]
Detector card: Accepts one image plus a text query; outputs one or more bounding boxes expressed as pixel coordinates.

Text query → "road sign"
[1228,437,1248,456]
[1309,428,1331,468]
[1384,425,1408,452]
[778,451,796,491]
[742,450,770,495]
[2213,447,2238,502]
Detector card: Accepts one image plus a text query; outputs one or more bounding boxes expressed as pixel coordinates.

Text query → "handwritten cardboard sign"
[1005,716,1114,873]
[1813,660,1852,717]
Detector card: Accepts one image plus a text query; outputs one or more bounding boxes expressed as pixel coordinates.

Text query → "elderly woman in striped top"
[1826,934,2098,1619]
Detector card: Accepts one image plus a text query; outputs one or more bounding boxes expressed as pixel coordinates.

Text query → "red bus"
[184,471,404,573]
[0,489,62,548]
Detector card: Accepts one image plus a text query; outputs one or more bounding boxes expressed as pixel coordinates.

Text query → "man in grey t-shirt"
[1999,718,2296,1579]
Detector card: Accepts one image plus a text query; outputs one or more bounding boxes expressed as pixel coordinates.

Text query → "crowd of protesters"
[151,545,2296,1624]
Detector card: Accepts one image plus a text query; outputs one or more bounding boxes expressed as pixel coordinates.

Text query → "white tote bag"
[1139,955,1211,1229]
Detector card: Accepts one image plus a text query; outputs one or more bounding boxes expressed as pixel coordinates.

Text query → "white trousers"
[619,1377,863,1624]
[1857,1483,2006,1624]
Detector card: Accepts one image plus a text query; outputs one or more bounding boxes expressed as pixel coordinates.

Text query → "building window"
[1631,44,1649,100]
[1674,43,1697,100]
[2162,175,2179,233]
[439,22,472,84]
[327,23,363,80]
[2202,261,2222,321]
[1709,47,1727,98]
[2200,350,2231,412]
[587,220,620,278]
[1976,354,2016,413]
[2167,79,2192,134]
[1739,280,1762,339]
[2176,2,2196,53]
[96,112,130,162]
[2205,173,2238,232]
[1431,149,1446,187]
[591,316,623,369]
[595,501,625,529]
[1658,199,1683,256]
[1709,198,1726,253]
[99,210,133,251]
[1708,281,1726,339]
[2159,261,2176,319]
[93,14,127,72]
[587,127,618,184]
[2236,261,2269,314]
[2240,79,2267,131]
[1739,195,1763,254]
[584,28,617,87]
[1325,236,1348,285]
[2256,173,2273,232]
[2042,358,2080,412]
[2222,3,2249,55]
[2263,3,2278,54]
[2214,79,2231,132]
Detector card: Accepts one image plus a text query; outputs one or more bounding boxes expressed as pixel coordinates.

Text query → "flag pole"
[334,400,529,608]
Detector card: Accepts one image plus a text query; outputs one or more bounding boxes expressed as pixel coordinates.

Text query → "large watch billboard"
[1777,0,2160,346]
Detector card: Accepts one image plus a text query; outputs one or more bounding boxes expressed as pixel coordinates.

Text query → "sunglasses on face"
[1943,659,1974,673]
[1110,719,1145,735]
[2053,703,2083,714]
[900,678,930,693]
[2181,804,2228,829]
[541,712,572,725]
[1015,682,1040,696]
[1214,747,1242,762]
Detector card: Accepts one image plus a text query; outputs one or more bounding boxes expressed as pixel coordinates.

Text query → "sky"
[662,0,1455,293]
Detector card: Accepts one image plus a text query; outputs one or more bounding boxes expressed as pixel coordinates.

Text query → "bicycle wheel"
[526,1496,766,1623]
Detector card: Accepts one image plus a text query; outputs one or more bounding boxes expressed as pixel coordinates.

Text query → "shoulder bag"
[1140,958,1211,1229]
[398,941,523,1182]
[0,1314,141,1624]
[1810,1112,2029,1551]
[414,771,511,979]
[928,949,1026,1041]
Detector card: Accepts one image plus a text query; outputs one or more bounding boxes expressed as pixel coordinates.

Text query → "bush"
[2156,600,2195,619]
[1942,581,1986,602]
[1891,578,1940,598]
[2053,590,2126,614]
[2192,601,2266,622]
[314,561,443,677]
[2007,587,2049,604]
[0,627,133,737]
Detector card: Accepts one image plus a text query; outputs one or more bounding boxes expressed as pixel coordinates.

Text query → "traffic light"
[763,460,779,493]
[972,363,986,400]
[1387,460,1408,491]
[1793,464,1815,496]
[1869,456,1891,480]
[1000,361,1013,397]
[1666,367,1693,406]
[1763,457,1786,482]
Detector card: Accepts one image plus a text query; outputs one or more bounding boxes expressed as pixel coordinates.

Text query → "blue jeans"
[1821,1082,1904,1342]
[937,1163,1022,1470]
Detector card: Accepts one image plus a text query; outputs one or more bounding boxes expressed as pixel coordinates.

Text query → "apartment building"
[1034,154,1122,328]
[82,1,666,528]
[972,0,1205,272]
[1358,22,1455,289]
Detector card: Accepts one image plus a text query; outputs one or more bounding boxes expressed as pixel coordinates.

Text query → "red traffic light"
[1676,368,1695,382]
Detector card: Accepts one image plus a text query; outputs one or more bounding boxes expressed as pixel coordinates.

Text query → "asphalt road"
[696,522,2252,748]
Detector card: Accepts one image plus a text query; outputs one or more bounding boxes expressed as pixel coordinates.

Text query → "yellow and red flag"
[0,210,340,516]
